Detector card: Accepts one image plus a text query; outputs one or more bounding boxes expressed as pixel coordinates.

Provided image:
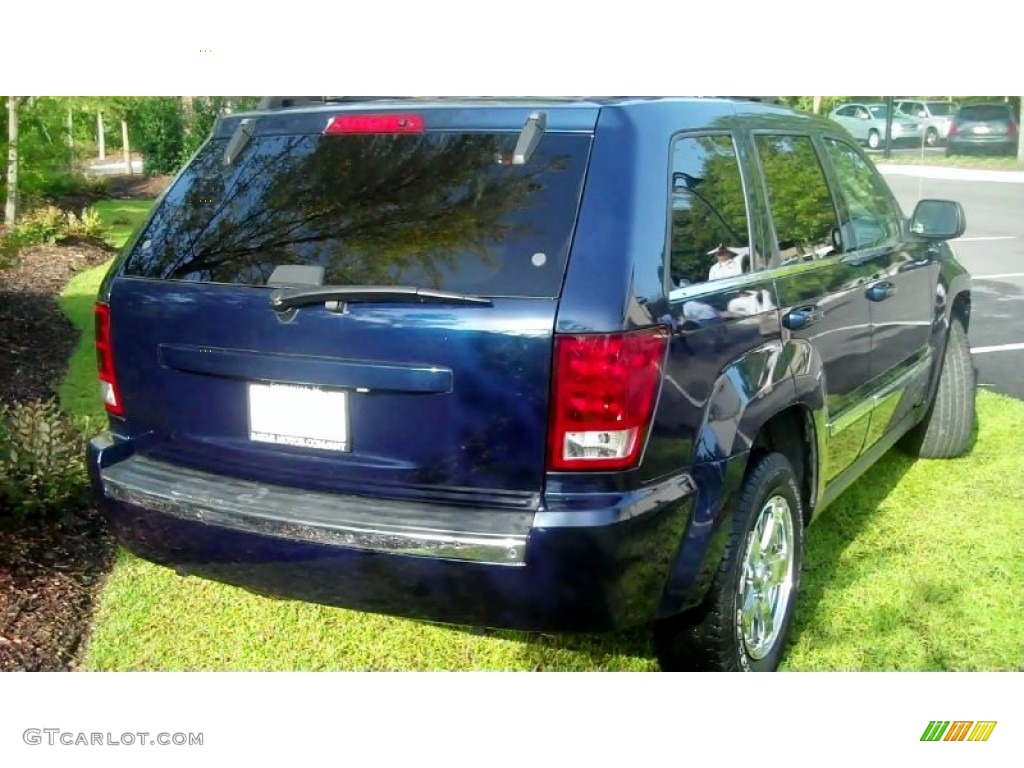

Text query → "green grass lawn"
[58,263,110,425]
[60,259,1024,671]
[91,199,153,250]
[872,152,1024,171]
[57,200,152,423]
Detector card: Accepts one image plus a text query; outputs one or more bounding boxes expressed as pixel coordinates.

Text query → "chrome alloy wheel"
[736,495,796,660]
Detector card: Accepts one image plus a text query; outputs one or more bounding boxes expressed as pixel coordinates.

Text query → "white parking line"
[974,273,1024,280]
[971,343,1024,355]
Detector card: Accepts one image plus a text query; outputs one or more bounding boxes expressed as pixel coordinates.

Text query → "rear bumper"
[88,434,706,632]
[948,135,1017,151]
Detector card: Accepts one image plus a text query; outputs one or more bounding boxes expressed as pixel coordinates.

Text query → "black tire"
[867,130,881,150]
[946,145,957,157]
[925,127,939,147]
[653,452,804,672]
[900,318,975,459]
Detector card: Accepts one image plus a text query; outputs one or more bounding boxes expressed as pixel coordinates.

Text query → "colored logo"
[921,721,997,742]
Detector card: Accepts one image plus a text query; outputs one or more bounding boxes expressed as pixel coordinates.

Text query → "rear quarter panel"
[553,102,827,614]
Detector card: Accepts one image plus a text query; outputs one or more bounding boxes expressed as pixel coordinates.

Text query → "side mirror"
[672,171,703,192]
[910,199,966,241]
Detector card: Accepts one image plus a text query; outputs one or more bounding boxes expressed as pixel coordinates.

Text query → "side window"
[822,137,902,250]
[754,134,839,264]
[668,134,752,287]
[835,106,853,118]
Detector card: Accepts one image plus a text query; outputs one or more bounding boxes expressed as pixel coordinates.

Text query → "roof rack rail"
[724,96,784,104]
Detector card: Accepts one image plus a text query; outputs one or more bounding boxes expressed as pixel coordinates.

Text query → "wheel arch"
[746,404,819,527]
[656,388,822,620]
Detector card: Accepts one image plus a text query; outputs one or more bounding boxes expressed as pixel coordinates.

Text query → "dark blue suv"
[87,97,975,671]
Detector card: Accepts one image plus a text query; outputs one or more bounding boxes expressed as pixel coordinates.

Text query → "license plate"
[973,125,991,134]
[248,382,349,452]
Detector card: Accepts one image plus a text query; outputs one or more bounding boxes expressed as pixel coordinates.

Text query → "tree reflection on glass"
[125,130,587,298]
[669,135,751,286]
[754,135,838,263]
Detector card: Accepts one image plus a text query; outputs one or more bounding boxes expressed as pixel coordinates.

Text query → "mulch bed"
[104,174,172,201]
[0,235,123,671]
[0,241,112,405]
[1,174,170,671]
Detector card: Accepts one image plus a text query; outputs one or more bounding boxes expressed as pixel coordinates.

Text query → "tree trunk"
[121,118,132,175]
[182,96,196,145]
[97,110,106,160]
[5,97,19,227]
[812,96,822,115]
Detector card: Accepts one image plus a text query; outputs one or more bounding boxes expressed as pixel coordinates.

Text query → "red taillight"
[1009,122,1019,136]
[949,122,959,136]
[94,302,123,416]
[547,327,669,472]
[323,114,424,135]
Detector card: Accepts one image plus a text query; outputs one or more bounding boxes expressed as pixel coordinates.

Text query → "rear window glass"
[926,102,954,116]
[957,105,1011,121]
[121,131,592,298]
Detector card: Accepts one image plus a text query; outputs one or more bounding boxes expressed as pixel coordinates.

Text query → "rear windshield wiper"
[269,285,494,313]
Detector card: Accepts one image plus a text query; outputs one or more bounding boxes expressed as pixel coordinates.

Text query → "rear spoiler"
[257,97,412,110]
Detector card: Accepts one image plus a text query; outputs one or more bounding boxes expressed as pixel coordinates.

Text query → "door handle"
[782,305,824,331]
[866,281,897,302]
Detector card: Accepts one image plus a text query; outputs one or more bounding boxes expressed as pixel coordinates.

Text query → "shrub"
[8,204,107,248]
[32,172,107,201]
[11,205,65,245]
[64,207,105,239]
[0,204,107,270]
[0,230,19,270]
[0,400,92,520]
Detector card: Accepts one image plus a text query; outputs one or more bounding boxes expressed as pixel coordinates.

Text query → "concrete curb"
[877,164,1024,184]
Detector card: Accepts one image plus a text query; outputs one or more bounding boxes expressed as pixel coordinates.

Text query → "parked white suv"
[895,100,957,147]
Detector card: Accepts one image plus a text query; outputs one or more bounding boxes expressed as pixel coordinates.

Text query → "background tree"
[102,97,139,175]
[5,97,19,225]
[133,98,186,176]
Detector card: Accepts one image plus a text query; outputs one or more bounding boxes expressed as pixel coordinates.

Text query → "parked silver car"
[895,99,957,147]
[828,102,923,149]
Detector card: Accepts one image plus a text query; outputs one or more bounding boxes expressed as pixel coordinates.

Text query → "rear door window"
[668,134,753,287]
[122,130,592,299]
[897,101,922,118]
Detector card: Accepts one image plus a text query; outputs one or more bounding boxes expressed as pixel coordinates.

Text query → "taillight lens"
[949,122,959,136]
[1009,122,1019,136]
[323,114,424,135]
[94,302,123,416]
[547,327,669,471]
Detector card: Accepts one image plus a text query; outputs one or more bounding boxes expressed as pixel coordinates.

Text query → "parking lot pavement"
[882,170,1024,400]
